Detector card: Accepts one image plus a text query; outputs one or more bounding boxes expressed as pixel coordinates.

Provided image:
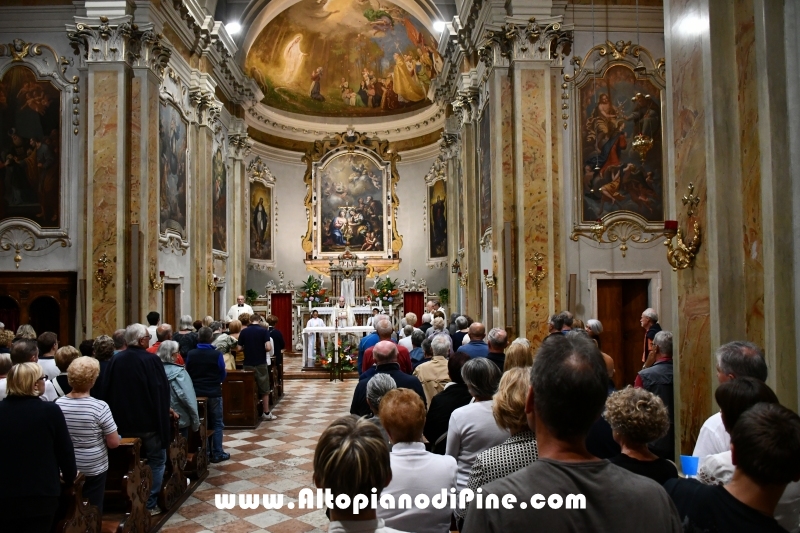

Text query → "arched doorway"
[29,296,61,339]
[0,296,20,334]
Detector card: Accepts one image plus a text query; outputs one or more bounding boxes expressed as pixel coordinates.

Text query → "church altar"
[301,325,374,380]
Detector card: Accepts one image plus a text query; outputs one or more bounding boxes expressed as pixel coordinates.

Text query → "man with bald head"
[456,322,488,359]
[227,295,254,321]
[350,340,426,416]
[361,318,412,374]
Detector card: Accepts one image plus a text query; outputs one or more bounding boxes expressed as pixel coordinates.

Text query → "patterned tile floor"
[161,361,357,533]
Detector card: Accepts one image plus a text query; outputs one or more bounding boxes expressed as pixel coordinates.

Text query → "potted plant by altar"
[370,277,400,310]
[299,275,328,310]
[316,336,358,373]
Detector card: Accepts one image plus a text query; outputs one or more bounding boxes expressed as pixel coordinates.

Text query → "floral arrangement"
[370,277,399,305]
[317,336,358,372]
[299,275,329,305]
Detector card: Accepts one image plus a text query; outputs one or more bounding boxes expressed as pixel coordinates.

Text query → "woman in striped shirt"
[56,356,120,514]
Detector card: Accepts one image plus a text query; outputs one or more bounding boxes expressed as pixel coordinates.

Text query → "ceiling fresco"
[244,0,442,117]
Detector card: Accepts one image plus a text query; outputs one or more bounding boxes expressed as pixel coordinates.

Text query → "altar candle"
[664,220,678,231]
[159,270,164,278]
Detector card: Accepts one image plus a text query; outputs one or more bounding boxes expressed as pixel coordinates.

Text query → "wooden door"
[596,279,650,389]
[164,284,178,329]
[270,293,294,349]
[0,272,75,344]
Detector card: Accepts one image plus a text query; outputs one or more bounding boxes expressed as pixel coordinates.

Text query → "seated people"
[423,352,472,454]
[457,367,538,522]
[695,377,800,530]
[603,387,678,484]
[413,334,451,407]
[56,356,120,514]
[378,389,457,533]
[366,373,396,445]
[105,324,171,515]
[362,319,412,375]
[314,415,408,533]
[0,362,77,532]
[51,345,81,398]
[408,330,426,368]
[451,316,470,349]
[462,334,681,533]
[503,339,534,371]
[158,340,200,438]
[186,327,229,462]
[666,403,800,533]
[351,341,426,417]
[446,357,509,492]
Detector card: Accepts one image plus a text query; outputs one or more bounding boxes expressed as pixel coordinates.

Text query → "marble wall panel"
[91,70,120,334]
[520,68,550,344]
[668,0,712,452]
[550,70,563,313]
[130,77,141,226]
[501,76,514,225]
[734,0,765,347]
[147,80,160,313]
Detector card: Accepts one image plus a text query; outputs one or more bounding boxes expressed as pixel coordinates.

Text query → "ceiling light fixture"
[225,22,242,35]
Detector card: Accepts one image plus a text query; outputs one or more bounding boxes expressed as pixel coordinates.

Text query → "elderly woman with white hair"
[366,373,396,445]
[173,314,199,358]
[426,316,447,338]
[446,357,509,492]
[585,319,604,349]
[158,340,199,438]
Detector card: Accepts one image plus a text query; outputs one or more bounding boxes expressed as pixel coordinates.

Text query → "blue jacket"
[457,340,489,358]
[351,363,426,416]
[163,362,200,431]
[186,344,227,398]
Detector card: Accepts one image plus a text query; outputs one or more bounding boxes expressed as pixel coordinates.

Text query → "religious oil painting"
[579,64,664,222]
[428,179,447,258]
[478,105,492,236]
[0,65,61,227]
[245,0,443,117]
[317,152,386,253]
[250,181,272,261]
[212,147,227,252]
[159,101,188,236]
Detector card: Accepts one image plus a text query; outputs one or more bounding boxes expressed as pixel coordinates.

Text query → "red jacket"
[362,343,412,374]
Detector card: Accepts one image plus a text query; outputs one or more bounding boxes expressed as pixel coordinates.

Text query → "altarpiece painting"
[159,101,188,238]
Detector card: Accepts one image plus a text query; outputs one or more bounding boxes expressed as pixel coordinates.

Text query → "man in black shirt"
[665,403,800,533]
[237,316,276,421]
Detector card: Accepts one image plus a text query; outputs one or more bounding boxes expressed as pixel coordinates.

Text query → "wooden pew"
[222,370,258,428]
[158,416,188,511]
[102,438,152,533]
[53,472,101,533]
[184,397,209,480]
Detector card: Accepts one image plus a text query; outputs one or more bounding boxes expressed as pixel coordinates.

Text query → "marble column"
[189,72,220,317]
[68,16,135,336]
[457,108,481,318]
[131,27,171,322]
[665,0,797,452]
[228,118,251,299]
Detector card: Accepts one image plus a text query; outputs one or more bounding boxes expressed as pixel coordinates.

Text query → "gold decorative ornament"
[527,252,546,291]
[458,271,468,288]
[572,218,670,258]
[95,253,113,301]
[665,221,701,271]
[483,271,496,288]
[149,260,164,291]
[632,132,654,162]
[207,273,218,293]
[682,182,701,217]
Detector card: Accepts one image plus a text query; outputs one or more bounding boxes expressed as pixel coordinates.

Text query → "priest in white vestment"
[227,295,254,321]
[330,296,356,328]
[305,310,327,365]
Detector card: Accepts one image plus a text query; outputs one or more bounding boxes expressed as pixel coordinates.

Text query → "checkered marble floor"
[160,377,357,533]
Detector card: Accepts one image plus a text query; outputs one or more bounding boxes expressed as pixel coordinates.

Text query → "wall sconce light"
[527,251,546,291]
[483,269,496,288]
[95,253,112,301]
[451,258,461,274]
[665,221,701,271]
[458,271,468,287]
[150,260,164,291]
[207,273,218,293]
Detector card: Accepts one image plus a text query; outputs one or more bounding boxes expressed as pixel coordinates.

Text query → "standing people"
[186,327,229,462]
[238,318,277,421]
[640,308,662,365]
[635,331,674,460]
[56,356,120,514]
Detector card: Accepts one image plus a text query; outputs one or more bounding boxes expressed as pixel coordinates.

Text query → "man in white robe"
[227,295,254,321]
[329,296,356,329]
[305,310,327,366]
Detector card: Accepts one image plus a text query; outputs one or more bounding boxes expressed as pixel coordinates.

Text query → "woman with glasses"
[0,362,77,532]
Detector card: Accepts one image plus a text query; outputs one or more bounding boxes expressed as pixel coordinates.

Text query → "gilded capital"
[67,15,135,64]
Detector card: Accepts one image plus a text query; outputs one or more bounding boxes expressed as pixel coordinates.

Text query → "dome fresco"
[245,0,442,117]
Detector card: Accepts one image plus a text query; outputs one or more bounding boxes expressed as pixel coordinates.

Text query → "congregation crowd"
[1,300,799,533]
[0,305,284,532]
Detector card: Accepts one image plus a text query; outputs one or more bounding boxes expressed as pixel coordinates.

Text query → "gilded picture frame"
[247,156,277,271]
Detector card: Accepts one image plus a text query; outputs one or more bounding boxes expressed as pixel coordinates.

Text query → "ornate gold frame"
[247,156,277,271]
[301,132,402,277]
[565,41,667,255]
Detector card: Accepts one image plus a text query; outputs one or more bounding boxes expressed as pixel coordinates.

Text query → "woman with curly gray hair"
[603,386,678,484]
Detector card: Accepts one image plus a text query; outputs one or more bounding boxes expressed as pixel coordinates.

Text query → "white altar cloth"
[302,326,375,369]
